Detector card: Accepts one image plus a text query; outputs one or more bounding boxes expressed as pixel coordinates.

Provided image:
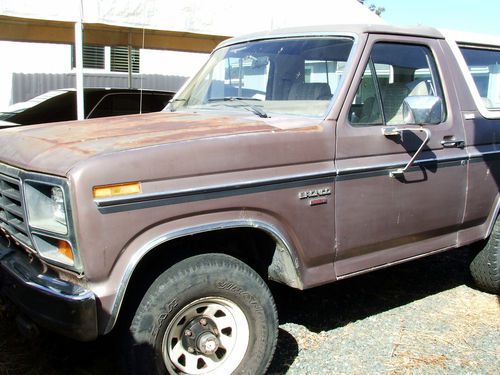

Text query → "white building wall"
[0,41,72,73]
[0,41,208,108]
[140,49,208,77]
[0,41,72,107]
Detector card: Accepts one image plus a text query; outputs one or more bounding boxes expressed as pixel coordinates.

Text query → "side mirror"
[403,96,443,125]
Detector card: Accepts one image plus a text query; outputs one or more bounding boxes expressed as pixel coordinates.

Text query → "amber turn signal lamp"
[93,182,142,199]
[58,240,74,261]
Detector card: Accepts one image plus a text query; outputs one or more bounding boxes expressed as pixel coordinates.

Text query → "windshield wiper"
[208,97,269,118]
[209,97,262,102]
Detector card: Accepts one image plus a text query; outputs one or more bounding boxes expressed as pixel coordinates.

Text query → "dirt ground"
[1,246,499,375]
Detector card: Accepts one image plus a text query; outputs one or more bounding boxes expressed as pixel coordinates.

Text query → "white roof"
[0,0,386,38]
[219,24,445,49]
[441,29,500,47]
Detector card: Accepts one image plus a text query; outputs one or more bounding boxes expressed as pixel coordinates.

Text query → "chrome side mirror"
[403,96,443,125]
[382,126,431,178]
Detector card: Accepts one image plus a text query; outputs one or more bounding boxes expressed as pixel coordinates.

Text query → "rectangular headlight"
[24,182,68,235]
[23,180,82,269]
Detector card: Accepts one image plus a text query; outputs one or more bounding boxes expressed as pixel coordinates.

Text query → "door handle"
[441,139,465,148]
[382,126,432,178]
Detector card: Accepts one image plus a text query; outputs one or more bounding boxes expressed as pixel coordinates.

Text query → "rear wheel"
[125,253,278,374]
[470,217,500,294]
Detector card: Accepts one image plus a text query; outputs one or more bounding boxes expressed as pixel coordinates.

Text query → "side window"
[350,43,445,125]
[349,61,383,124]
[459,47,500,110]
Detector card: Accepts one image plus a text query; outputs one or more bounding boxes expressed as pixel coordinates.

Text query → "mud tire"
[470,218,500,294]
[124,253,278,374]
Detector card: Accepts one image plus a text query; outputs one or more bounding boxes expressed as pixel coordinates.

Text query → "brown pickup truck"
[0,25,499,374]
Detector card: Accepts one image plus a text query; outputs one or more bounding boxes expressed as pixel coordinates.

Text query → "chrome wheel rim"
[162,297,249,374]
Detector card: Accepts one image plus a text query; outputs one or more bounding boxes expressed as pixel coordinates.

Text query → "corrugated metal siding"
[11,73,187,104]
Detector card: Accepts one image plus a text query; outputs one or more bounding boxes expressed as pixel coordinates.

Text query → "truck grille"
[0,172,32,248]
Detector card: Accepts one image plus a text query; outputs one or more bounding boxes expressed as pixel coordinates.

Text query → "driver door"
[334,35,467,276]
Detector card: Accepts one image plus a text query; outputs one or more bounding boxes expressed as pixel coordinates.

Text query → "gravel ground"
[1,246,499,374]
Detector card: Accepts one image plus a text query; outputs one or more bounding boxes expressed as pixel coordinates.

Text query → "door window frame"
[335,34,463,161]
[347,41,447,127]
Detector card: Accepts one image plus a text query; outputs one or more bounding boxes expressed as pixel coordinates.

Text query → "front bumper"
[0,237,98,341]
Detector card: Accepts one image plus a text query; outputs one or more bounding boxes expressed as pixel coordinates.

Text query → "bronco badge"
[298,187,331,200]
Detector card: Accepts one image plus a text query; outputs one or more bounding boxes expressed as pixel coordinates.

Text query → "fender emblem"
[298,187,331,200]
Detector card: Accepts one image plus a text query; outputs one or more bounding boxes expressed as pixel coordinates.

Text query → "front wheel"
[125,253,278,374]
[470,217,500,294]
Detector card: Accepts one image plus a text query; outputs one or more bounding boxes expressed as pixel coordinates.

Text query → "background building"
[0,0,384,109]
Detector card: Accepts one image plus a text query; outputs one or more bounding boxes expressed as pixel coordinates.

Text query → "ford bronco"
[0,25,499,374]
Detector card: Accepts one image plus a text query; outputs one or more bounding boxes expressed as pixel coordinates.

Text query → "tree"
[357,0,386,16]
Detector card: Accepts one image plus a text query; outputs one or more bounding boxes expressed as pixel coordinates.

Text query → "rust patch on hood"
[0,111,321,176]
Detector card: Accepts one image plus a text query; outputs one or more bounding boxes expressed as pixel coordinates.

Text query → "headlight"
[24,182,68,235]
[24,180,78,268]
[51,186,67,226]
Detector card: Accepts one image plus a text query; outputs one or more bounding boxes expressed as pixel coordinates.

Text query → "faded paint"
[0,111,321,176]
[0,24,499,342]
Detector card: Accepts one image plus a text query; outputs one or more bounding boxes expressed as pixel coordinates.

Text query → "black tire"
[124,253,278,374]
[470,218,500,294]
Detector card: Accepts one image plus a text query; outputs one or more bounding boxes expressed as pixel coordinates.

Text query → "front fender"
[89,210,303,334]
[485,193,500,238]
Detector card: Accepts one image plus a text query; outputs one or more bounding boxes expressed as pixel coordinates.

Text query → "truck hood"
[0,111,305,176]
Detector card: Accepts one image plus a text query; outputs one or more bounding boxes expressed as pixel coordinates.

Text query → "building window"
[72,45,105,69]
[71,45,140,72]
[111,46,140,73]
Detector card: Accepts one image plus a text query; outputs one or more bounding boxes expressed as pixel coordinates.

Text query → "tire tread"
[470,218,500,294]
[127,253,278,375]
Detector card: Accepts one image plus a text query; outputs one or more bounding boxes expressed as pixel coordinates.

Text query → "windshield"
[170,37,354,117]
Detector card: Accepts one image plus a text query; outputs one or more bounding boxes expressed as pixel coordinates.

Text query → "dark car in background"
[0,88,175,127]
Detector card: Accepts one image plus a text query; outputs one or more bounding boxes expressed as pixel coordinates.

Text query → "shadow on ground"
[0,246,480,375]
[267,246,478,373]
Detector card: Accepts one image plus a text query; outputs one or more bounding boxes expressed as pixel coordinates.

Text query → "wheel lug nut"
[185,330,192,337]
[187,347,194,353]
[200,318,207,326]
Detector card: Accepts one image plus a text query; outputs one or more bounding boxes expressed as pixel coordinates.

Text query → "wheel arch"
[101,214,303,334]
[485,193,500,238]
